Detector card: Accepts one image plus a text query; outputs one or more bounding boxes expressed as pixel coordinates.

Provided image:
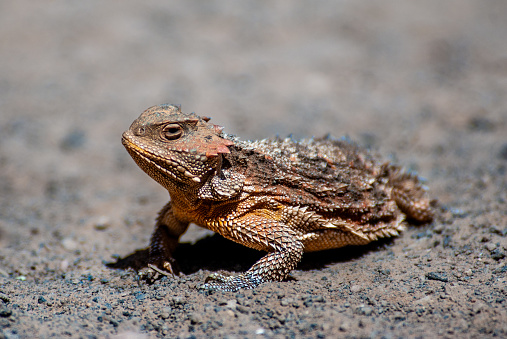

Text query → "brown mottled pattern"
[122,104,434,291]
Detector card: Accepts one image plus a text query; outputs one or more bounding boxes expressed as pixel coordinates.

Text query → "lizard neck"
[167,186,201,211]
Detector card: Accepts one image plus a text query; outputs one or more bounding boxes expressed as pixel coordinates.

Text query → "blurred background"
[0,0,506,263]
[1,2,506,337]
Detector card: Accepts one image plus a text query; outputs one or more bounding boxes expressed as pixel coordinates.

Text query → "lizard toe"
[138,261,179,283]
[199,272,264,292]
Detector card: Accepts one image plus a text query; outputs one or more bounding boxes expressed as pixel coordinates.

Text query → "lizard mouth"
[121,133,201,183]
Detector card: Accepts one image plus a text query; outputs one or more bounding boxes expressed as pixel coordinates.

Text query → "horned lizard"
[122,104,434,291]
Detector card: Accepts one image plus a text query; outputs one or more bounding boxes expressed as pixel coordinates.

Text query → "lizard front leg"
[142,201,189,277]
[200,214,304,292]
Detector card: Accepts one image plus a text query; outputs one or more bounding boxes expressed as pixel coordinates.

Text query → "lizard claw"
[138,259,181,282]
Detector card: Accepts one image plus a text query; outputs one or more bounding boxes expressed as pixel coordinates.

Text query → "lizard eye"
[161,124,183,140]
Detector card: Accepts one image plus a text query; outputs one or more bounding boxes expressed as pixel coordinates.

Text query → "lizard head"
[122,104,234,191]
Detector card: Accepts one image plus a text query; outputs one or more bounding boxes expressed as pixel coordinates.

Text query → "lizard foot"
[199,272,264,292]
[138,259,181,282]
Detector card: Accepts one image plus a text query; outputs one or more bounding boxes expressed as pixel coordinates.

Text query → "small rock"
[350,285,362,293]
[60,260,69,271]
[225,299,237,309]
[485,243,497,252]
[426,272,448,282]
[442,235,452,248]
[236,305,249,314]
[94,216,111,231]
[491,248,505,260]
[358,305,374,316]
[472,302,487,314]
[416,307,425,316]
[172,296,184,305]
[188,313,203,324]
[339,321,350,332]
[159,307,171,319]
[493,265,507,274]
[450,208,467,218]
[393,312,406,321]
[62,238,78,251]
[0,307,12,318]
[303,298,313,307]
[489,225,507,236]
[415,296,433,305]
[224,309,236,318]
[433,224,445,234]
[134,292,145,300]
[314,295,325,303]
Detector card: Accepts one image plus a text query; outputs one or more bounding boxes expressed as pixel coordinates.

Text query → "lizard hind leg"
[200,247,303,291]
[199,215,304,292]
[200,245,303,292]
[389,169,434,222]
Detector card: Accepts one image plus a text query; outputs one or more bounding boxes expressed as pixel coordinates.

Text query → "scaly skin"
[122,104,434,291]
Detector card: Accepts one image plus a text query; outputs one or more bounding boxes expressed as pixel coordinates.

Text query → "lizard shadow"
[106,233,396,275]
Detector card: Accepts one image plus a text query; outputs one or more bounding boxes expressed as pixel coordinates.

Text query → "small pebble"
[393,312,406,321]
[172,296,184,305]
[491,248,505,260]
[236,305,249,314]
[426,272,449,282]
[226,299,237,308]
[62,238,78,251]
[350,285,362,293]
[255,328,265,335]
[359,305,374,316]
[0,307,12,318]
[339,321,350,332]
[225,309,236,318]
[188,313,203,324]
[60,260,69,271]
[484,243,497,252]
[94,216,111,231]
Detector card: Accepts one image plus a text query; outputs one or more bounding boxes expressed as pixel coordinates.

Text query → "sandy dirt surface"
[1,1,506,338]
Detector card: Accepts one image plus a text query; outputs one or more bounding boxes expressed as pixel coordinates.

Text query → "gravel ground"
[1,1,506,338]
